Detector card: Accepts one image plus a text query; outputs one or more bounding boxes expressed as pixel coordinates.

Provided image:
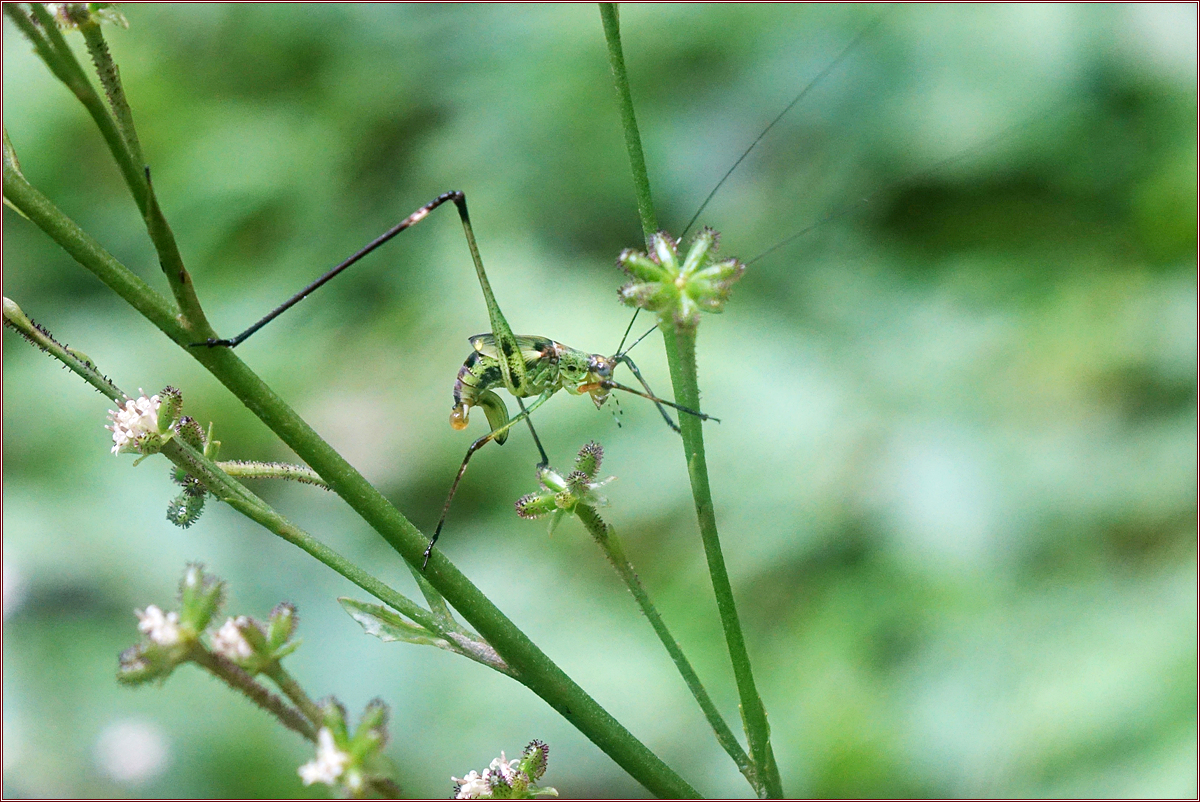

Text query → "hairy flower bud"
[617,228,744,330]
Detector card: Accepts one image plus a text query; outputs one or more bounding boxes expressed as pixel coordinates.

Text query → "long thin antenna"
[680,8,891,240]
[616,323,660,359]
[613,307,642,356]
[746,103,1061,266]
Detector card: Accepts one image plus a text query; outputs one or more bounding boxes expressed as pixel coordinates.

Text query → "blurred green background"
[3,3,1196,798]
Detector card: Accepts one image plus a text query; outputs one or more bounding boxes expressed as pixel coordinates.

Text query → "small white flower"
[298,728,350,786]
[453,751,523,799]
[210,617,254,662]
[489,752,519,783]
[135,605,181,646]
[106,390,161,456]
[452,769,492,799]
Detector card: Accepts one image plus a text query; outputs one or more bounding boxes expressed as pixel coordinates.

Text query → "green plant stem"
[2,171,699,799]
[77,17,145,167]
[663,327,780,797]
[6,4,146,213]
[190,646,316,740]
[10,5,211,335]
[599,6,783,797]
[266,664,324,725]
[2,294,460,654]
[599,3,656,241]
[576,505,756,787]
[217,460,330,488]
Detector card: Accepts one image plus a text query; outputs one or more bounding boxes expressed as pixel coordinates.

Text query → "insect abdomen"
[453,350,504,409]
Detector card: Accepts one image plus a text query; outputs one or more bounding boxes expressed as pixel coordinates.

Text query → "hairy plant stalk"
[575,505,757,788]
[265,664,324,726]
[190,647,316,740]
[4,4,146,213]
[10,5,210,332]
[599,4,783,796]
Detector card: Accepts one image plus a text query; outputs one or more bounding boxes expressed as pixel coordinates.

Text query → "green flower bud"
[117,642,178,685]
[617,228,744,330]
[320,697,351,743]
[166,489,205,528]
[515,443,615,532]
[156,386,183,433]
[178,564,224,632]
[520,740,550,781]
[574,441,603,480]
[266,602,298,650]
[174,415,206,452]
[515,492,558,519]
[351,698,390,757]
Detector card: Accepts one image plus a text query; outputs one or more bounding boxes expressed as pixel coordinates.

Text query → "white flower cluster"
[298,728,351,786]
[135,605,181,646]
[452,752,520,799]
[210,617,254,661]
[106,391,160,455]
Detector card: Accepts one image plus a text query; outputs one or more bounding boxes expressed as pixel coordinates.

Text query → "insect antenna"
[613,306,642,356]
[679,8,891,240]
[615,324,660,360]
[613,10,890,356]
[746,103,1063,266]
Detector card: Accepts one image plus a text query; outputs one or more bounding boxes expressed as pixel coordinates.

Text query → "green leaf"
[339,598,450,650]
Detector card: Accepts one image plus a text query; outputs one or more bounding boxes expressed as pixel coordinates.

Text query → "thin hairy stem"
[600,6,783,797]
[190,647,316,740]
[9,5,211,334]
[575,505,756,787]
[265,664,324,726]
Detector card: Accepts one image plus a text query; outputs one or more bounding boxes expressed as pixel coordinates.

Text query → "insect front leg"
[615,353,681,433]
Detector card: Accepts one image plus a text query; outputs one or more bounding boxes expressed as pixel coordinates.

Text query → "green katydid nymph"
[195,191,717,569]
[193,12,934,569]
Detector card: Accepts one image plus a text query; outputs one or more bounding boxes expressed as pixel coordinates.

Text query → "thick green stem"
[599,6,783,797]
[576,505,756,788]
[2,170,699,799]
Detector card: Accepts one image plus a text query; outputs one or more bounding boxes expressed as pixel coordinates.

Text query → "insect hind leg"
[192,191,468,349]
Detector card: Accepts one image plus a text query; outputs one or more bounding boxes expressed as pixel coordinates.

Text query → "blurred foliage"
[3,3,1196,798]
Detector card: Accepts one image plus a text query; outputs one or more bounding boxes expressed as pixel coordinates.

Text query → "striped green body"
[449,333,616,442]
